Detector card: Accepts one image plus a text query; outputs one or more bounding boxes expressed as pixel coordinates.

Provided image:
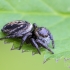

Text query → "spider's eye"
[35,27,49,37]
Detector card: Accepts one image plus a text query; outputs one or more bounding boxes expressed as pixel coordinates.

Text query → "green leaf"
[0,0,70,61]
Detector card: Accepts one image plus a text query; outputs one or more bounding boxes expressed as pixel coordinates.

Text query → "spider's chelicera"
[0,20,54,54]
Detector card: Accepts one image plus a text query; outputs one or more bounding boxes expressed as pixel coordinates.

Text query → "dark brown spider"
[0,20,54,54]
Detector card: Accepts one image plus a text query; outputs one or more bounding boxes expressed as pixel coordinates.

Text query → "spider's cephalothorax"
[30,24,54,54]
[0,20,33,50]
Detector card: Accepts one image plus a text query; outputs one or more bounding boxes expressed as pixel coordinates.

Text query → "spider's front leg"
[30,38,41,54]
[18,32,32,50]
[48,31,55,48]
[36,39,54,54]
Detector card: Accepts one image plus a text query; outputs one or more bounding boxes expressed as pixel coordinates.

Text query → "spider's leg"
[0,35,17,50]
[11,44,17,50]
[30,38,41,54]
[0,35,16,40]
[36,39,54,54]
[33,23,38,28]
[48,31,55,48]
[26,38,30,44]
[18,32,32,50]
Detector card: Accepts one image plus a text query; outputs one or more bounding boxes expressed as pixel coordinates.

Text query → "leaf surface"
[0,0,70,60]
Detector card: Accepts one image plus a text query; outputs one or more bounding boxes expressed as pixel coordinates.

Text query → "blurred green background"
[0,0,70,70]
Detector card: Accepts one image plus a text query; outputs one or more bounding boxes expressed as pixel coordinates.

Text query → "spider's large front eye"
[35,27,49,37]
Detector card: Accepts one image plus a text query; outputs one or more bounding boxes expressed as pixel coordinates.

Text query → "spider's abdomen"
[1,20,33,35]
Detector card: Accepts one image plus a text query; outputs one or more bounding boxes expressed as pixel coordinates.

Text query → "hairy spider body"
[0,20,54,54]
[0,20,33,50]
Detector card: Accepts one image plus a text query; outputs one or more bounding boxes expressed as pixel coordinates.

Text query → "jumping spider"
[0,20,54,54]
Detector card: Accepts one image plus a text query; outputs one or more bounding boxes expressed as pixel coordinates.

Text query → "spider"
[0,20,54,54]
[29,23,54,54]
